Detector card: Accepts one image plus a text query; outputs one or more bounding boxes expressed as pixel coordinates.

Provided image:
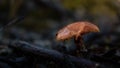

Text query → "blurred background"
[0,0,120,59]
[0,0,119,49]
[0,0,120,68]
[0,0,120,32]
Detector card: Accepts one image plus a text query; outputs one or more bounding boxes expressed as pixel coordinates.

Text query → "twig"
[0,16,24,31]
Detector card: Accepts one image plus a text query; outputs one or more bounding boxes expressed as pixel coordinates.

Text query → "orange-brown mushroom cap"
[56,21,100,41]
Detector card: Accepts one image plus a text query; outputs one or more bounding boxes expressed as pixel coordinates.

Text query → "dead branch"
[9,41,102,68]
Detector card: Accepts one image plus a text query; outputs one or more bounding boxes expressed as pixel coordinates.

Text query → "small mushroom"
[56,21,100,56]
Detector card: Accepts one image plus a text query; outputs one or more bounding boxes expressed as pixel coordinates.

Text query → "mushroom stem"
[74,36,87,56]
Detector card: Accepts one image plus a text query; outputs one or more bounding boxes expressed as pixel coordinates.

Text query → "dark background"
[0,0,120,68]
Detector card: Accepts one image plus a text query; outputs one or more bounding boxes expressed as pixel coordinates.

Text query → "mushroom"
[56,21,100,56]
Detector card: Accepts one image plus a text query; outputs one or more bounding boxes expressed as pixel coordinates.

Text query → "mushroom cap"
[56,21,100,41]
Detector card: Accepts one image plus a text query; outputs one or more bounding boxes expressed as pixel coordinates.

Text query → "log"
[9,41,101,68]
